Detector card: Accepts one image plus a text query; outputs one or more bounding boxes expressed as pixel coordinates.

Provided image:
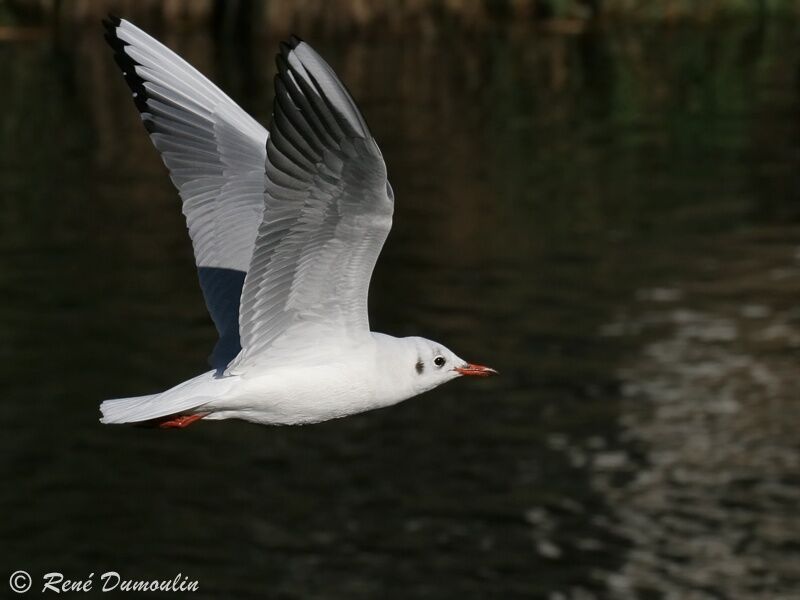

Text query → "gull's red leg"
[157,413,208,429]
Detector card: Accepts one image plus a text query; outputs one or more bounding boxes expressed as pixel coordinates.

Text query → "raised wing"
[229,38,393,371]
[103,16,268,371]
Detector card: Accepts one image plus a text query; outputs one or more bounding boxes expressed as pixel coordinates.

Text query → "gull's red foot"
[157,413,208,429]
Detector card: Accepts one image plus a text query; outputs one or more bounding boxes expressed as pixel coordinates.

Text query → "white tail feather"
[100,370,234,424]
[100,393,213,424]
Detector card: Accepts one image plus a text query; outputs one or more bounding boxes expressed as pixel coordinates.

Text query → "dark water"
[1,17,799,599]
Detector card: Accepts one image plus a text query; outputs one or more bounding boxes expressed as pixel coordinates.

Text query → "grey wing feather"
[230,38,393,371]
[103,16,267,371]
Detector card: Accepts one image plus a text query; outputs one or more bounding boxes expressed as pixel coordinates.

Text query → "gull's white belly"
[203,363,389,425]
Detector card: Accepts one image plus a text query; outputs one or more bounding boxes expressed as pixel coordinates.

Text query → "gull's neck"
[369,332,421,405]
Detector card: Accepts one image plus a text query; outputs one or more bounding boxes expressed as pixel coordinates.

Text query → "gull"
[99,16,496,428]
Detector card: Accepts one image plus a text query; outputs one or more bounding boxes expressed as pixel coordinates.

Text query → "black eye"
[433,356,446,368]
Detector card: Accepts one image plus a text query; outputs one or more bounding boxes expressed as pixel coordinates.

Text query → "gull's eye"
[433,356,446,368]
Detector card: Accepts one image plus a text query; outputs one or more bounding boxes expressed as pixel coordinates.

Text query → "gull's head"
[405,336,497,395]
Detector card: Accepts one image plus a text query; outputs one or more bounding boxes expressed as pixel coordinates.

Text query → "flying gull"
[100,16,496,428]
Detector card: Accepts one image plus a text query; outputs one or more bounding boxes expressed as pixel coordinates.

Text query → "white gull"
[99,16,496,428]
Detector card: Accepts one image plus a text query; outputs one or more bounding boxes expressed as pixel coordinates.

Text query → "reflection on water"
[597,250,800,598]
[1,15,798,599]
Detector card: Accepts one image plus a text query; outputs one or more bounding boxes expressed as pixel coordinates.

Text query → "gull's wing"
[103,16,267,372]
[229,38,393,371]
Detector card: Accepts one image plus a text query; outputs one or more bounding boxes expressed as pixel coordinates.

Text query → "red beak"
[454,363,498,377]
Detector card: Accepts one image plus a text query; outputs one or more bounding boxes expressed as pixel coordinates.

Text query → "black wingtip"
[275,51,290,74]
[104,31,123,53]
[102,15,149,115]
[277,36,304,70]
[278,35,303,57]
[103,13,121,30]
[102,13,123,49]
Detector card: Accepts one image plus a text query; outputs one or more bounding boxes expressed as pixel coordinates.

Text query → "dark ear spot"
[415,358,424,374]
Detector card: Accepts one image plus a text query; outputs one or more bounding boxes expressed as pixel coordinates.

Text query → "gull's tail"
[100,394,158,424]
[99,393,212,425]
[99,371,223,425]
